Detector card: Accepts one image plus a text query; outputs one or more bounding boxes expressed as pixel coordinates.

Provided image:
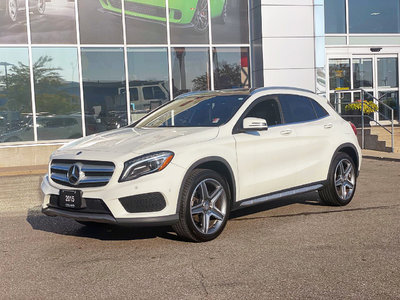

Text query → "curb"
[0,166,48,177]
[363,155,400,163]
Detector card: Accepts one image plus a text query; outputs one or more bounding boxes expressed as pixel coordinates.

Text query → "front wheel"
[191,0,209,33]
[319,153,357,206]
[173,169,231,242]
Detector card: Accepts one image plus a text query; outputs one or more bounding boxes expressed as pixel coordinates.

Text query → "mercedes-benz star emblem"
[67,164,81,185]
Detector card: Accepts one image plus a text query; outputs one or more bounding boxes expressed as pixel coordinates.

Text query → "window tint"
[325,0,346,34]
[311,100,329,119]
[245,98,282,126]
[143,86,167,100]
[279,95,317,124]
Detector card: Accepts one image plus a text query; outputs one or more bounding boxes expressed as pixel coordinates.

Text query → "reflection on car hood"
[57,127,219,155]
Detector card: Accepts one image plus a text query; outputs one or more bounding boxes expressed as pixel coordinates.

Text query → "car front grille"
[50,159,115,188]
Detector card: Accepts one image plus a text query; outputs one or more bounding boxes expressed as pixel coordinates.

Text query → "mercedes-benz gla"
[41,87,361,242]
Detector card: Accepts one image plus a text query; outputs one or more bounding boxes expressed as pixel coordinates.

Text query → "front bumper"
[41,161,186,226]
[42,207,179,226]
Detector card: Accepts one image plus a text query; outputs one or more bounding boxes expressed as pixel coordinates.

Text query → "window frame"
[232,95,284,134]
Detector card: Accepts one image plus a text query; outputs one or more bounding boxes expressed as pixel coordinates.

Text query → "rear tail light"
[349,122,357,136]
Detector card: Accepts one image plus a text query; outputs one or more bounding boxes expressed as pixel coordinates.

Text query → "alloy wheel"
[190,178,227,235]
[334,158,355,201]
[192,0,209,32]
[8,0,17,22]
[37,0,45,14]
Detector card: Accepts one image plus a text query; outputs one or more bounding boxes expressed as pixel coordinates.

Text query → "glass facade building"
[0,0,250,144]
[325,0,400,122]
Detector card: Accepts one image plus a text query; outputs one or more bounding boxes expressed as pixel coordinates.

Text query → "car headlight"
[119,151,174,182]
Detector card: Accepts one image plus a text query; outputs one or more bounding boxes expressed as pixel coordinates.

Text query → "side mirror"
[242,117,268,131]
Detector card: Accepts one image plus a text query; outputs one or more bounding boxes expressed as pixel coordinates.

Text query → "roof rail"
[251,86,315,95]
[174,88,252,100]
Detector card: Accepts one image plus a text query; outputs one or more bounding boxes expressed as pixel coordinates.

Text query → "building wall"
[251,0,325,92]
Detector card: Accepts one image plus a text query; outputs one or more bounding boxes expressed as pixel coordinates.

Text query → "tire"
[7,0,18,22]
[191,0,209,33]
[35,0,45,14]
[319,152,357,206]
[214,1,227,24]
[173,169,231,242]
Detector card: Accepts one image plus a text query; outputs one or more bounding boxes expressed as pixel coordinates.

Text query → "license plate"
[59,190,82,209]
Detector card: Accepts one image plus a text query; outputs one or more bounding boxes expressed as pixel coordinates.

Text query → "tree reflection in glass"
[0,48,33,143]
[32,48,82,141]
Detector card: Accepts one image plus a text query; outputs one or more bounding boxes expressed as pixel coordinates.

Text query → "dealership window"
[168,0,209,44]
[0,2,28,44]
[30,0,77,44]
[211,0,249,44]
[329,59,351,91]
[124,0,167,44]
[171,47,210,97]
[324,0,346,34]
[78,0,124,44]
[81,48,127,135]
[32,47,82,140]
[213,47,250,90]
[349,0,400,33]
[0,48,33,143]
[378,58,399,88]
[127,48,169,122]
[0,0,252,145]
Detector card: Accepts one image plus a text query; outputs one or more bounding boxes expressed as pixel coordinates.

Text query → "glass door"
[376,56,399,122]
[329,54,399,123]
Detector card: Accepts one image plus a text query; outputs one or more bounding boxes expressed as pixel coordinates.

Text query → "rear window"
[311,100,329,119]
[279,95,317,124]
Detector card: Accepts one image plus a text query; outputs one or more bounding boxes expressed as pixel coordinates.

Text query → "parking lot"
[0,158,399,299]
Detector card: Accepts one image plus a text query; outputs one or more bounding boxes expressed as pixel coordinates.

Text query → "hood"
[56,127,220,156]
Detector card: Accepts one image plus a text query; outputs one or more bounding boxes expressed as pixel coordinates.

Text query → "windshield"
[134,93,249,128]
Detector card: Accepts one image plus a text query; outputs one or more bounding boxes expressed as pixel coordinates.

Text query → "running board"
[239,184,324,208]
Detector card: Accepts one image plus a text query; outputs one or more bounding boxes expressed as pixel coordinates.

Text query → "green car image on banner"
[99,0,227,32]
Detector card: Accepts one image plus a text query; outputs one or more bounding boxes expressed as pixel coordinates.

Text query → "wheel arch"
[176,156,236,214]
[333,143,360,176]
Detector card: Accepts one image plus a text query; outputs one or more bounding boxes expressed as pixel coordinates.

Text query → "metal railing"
[334,89,395,153]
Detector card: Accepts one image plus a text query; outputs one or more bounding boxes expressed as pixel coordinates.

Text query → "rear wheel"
[214,1,228,24]
[7,0,18,22]
[319,153,357,206]
[173,169,230,242]
[35,0,45,14]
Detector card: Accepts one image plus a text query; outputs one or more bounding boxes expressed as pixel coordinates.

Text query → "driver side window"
[245,98,283,126]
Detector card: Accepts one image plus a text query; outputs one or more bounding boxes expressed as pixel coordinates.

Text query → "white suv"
[41,87,362,242]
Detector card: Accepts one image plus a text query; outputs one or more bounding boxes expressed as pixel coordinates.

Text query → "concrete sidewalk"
[1,149,399,177]
[362,149,400,162]
[0,165,48,177]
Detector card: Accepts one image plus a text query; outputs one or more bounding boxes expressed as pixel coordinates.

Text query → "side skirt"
[232,182,326,210]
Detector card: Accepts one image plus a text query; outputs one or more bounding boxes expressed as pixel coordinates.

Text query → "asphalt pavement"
[0,159,399,299]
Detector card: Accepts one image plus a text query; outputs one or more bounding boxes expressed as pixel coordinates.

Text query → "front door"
[233,96,300,201]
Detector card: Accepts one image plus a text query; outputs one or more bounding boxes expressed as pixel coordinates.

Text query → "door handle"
[280,129,293,136]
[324,123,333,129]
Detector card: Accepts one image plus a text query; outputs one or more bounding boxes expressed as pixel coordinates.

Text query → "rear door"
[278,94,334,185]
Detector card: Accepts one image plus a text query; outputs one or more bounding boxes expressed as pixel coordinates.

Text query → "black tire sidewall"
[327,152,357,206]
[183,169,231,242]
